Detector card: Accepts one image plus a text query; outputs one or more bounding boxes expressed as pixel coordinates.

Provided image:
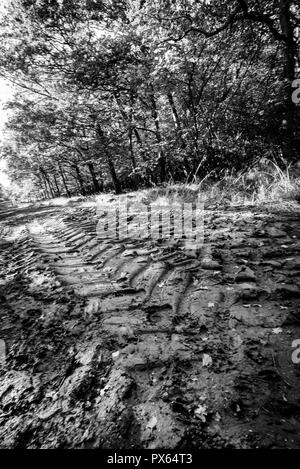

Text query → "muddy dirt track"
[0,195,300,449]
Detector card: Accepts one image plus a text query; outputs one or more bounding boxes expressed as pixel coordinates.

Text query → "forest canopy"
[0,0,299,199]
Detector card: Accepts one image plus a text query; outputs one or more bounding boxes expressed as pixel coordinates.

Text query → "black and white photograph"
[0,0,300,453]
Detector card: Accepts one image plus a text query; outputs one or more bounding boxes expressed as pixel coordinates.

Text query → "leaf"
[202,353,213,367]
[194,404,207,422]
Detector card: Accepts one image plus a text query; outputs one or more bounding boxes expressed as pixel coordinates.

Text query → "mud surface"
[0,196,300,449]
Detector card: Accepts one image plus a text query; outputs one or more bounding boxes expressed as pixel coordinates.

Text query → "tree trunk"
[133,128,143,145]
[128,128,136,170]
[279,0,297,160]
[40,167,54,198]
[47,177,55,198]
[73,164,86,196]
[58,163,71,198]
[96,123,122,194]
[114,93,137,170]
[167,92,190,174]
[53,173,61,196]
[87,162,101,193]
[39,172,50,199]
[185,62,200,153]
[149,85,166,183]
[107,157,122,194]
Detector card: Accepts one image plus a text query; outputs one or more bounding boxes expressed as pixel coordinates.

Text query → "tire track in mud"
[22,207,300,447]
[2,201,300,448]
[22,211,229,447]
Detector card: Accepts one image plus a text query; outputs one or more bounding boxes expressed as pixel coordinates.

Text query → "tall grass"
[144,160,300,208]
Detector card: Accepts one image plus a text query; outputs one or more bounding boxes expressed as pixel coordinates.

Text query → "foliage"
[0,0,299,199]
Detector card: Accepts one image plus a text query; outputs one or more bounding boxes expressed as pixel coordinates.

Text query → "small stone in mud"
[38,403,60,421]
[112,351,120,360]
[123,343,136,355]
[266,227,287,238]
[117,325,134,341]
[238,283,261,300]
[275,284,300,299]
[75,346,98,366]
[201,260,221,270]
[235,267,256,283]
[284,258,300,270]
[147,416,158,430]
[70,326,84,336]
[262,260,283,268]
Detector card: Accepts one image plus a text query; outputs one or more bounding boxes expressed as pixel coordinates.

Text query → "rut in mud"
[0,196,300,449]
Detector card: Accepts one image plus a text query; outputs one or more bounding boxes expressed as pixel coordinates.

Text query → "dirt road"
[0,196,300,448]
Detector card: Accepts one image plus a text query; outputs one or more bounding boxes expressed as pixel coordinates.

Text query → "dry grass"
[143,160,300,210]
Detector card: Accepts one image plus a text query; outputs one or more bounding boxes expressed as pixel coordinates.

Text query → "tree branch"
[236,0,286,42]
